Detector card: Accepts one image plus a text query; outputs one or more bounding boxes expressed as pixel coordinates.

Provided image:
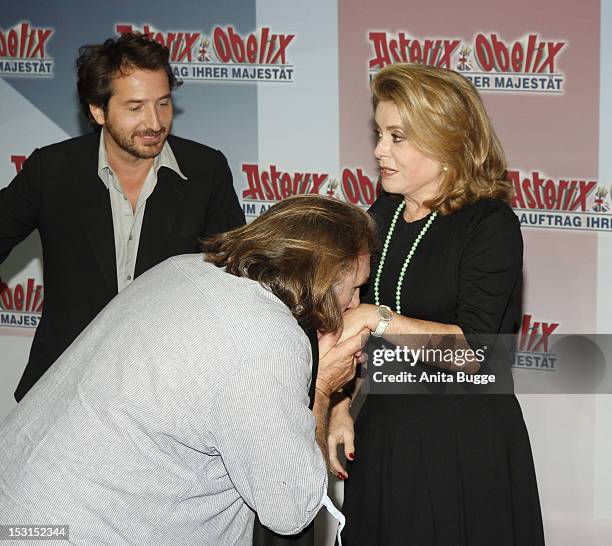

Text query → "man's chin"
[130,142,164,160]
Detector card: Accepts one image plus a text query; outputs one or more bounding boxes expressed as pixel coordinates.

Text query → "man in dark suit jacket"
[0,33,244,401]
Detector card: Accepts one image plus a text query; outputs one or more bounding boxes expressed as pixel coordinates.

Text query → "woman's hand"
[338,304,379,343]
[327,395,355,479]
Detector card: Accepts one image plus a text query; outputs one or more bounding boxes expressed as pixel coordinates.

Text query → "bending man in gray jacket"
[0,195,377,545]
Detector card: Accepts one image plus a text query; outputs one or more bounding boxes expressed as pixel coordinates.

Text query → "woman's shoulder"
[450,197,520,234]
[448,198,523,260]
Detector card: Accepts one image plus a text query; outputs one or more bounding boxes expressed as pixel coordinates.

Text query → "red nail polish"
[337,472,345,480]
[348,453,354,460]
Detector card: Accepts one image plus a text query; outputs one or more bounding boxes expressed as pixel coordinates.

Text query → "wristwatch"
[372,305,393,337]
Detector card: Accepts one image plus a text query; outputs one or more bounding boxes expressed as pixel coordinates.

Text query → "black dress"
[342,195,545,546]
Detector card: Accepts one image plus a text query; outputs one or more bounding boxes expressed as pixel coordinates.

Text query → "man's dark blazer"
[0,131,245,401]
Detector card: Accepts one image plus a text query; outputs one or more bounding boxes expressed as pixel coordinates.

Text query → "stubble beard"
[105,119,169,160]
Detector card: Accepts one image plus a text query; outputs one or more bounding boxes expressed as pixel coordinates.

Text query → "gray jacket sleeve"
[208,344,328,535]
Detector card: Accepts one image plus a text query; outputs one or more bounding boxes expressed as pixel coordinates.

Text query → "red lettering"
[0,277,43,312]
[508,171,525,209]
[228,26,246,63]
[25,278,35,312]
[369,32,391,69]
[30,29,52,59]
[213,27,231,62]
[33,284,43,312]
[246,35,257,63]
[543,179,556,209]
[0,278,12,309]
[536,41,565,73]
[260,171,275,201]
[241,164,264,200]
[357,169,376,205]
[299,173,311,194]
[438,40,460,69]
[342,169,360,205]
[521,177,537,209]
[14,284,24,311]
[389,39,402,64]
[491,34,510,71]
[19,22,28,58]
[265,35,277,64]
[398,34,410,62]
[11,155,26,174]
[519,314,533,352]
[570,181,597,211]
[8,29,18,57]
[511,42,523,72]
[475,34,494,71]
[269,34,294,65]
[532,321,559,352]
[524,35,538,72]
[280,172,292,198]
[308,173,325,195]
[409,40,422,64]
[115,24,134,35]
[258,27,269,64]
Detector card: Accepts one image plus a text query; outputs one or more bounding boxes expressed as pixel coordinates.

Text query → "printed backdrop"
[1,0,611,543]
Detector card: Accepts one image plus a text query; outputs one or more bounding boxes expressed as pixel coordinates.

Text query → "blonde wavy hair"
[371,63,513,213]
[202,195,378,332]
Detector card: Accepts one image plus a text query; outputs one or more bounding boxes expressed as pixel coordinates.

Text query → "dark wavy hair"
[76,32,182,126]
[202,195,379,332]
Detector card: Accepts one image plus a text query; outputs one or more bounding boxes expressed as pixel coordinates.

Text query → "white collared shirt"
[97,130,187,292]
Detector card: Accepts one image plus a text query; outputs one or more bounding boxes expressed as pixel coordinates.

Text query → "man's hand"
[315,328,369,397]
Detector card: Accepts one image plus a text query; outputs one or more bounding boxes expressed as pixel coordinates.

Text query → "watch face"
[378,305,393,321]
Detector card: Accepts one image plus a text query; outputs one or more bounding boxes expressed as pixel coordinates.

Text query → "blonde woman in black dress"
[328,63,545,546]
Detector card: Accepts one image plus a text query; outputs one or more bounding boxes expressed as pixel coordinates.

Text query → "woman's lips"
[379,167,397,178]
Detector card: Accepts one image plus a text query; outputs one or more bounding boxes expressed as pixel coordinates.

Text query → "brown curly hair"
[202,195,379,332]
[371,63,513,213]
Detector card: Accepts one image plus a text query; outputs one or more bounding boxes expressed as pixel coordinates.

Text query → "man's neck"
[102,131,155,210]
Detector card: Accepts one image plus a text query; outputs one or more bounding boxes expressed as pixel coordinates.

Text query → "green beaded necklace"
[373,201,438,315]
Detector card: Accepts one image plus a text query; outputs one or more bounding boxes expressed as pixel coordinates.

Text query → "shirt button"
[127,275,132,281]
[128,235,133,241]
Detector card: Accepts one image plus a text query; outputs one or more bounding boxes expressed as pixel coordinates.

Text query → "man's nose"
[145,105,162,131]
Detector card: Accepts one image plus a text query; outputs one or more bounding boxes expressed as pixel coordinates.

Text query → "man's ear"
[89,104,105,126]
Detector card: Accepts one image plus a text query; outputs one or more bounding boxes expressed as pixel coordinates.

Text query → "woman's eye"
[392,133,404,143]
